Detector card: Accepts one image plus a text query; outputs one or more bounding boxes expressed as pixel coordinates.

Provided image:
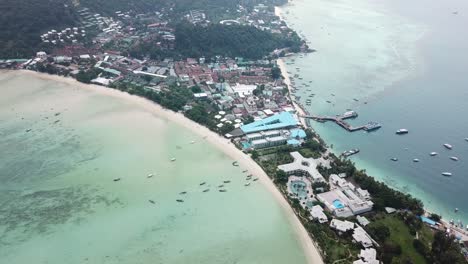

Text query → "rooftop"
[240,111,299,134]
[277,152,325,182]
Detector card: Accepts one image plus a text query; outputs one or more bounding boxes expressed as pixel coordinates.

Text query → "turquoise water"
[281,0,468,223]
[0,71,308,264]
[332,200,344,210]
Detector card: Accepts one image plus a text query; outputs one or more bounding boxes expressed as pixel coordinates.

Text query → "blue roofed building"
[240,111,300,134]
[289,128,307,139]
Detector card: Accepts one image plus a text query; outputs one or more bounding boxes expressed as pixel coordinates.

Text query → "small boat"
[245,183,251,186]
[171,158,176,161]
[247,174,252,177]
[455,208,459,212]
[326,100,332,103]
[390,158,398,162]
[218,184,224,188]
[253,178,259,181]
[443,143,453,150]
[149,200,155,204]
[199,182,206,186]
[242,170,248,173]
[190,140,195,144]
[223,180,231,183]
[396,129,409,135]
[413,159,420,162]
[430,152,438,156]
[203,189,210,192]
[353,98,359,102]
[442,172,452,177]
[25,129,32,132]
[219,189,227,192]
[176,199,184,202]
[113,178,121,182]
[232,161,239,166]
[179,191,187,195]
[147,173,154,178]
[465,138,468,142]
[342,149,360,157]
[450,156,459,161]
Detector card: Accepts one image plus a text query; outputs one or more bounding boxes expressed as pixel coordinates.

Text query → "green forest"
[174,23,302,59]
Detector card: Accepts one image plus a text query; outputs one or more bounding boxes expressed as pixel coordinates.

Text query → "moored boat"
[442,172,452,177]
[390,157,398,162]
[413,159,420,162]
[396,129,409,135]
[443,143,453,150]
[450,156,459,161]
[430,152,438,156]
[342,148,360,157]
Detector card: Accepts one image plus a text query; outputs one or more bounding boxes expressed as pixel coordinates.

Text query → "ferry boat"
[396,129,409,135]
[442,172,452,177]
[450,156,459,161]
[430,152,438,156]
[342,149,360,157]
[364,122,382,132]
[443,143,453,150]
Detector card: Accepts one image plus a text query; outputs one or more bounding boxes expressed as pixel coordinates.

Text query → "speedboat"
[245,183,251,186]
[442,172,452,177]
[147,173,154,178]
[171,157,176,161]
[390,157,398,162]
[443,143,453,150]
[450,156,459,161]
[396,129,409,135]
[430,152,438,156]
[413,159,420,162]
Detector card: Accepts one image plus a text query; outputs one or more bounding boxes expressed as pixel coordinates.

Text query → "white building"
[36,51,47,59]
[357,216,370,227]
[330,219,355,233]
[251,136,287,149]
[277,152,326,182]
[353,248,379,264]
[353,226,374,248]
[310,205,328,223]
[231,83,257,97]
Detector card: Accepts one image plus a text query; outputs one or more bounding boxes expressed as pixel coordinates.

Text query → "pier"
[301,111,381,132]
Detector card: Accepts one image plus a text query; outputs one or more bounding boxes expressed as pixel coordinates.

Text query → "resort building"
[317,175,373,217]
[330,219,355,233]
[357,215,371,227]
[353,248,380,264]
[277,152,326,182]
[240,111,300,134]
[352,226,374,248]
[251,136,287,149]
[310,205,328,223]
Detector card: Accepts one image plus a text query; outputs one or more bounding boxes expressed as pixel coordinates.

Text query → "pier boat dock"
[301,111,381,132]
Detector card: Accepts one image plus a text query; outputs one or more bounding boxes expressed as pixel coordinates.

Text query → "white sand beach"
[15,70,324,264]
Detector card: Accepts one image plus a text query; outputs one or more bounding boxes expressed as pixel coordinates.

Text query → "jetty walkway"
[301,111,380,132]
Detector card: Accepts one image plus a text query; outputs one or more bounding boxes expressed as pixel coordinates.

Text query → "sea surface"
[282,0,468,224]
[0,71,308,264]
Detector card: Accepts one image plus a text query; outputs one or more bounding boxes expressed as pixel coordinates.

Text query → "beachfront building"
[277,152,325,182]
[330,219,355,233]
[317,175,373,217]
[310,205,328,223]
[353,248,379,264]
[251,136,287,149]
[241,128,307,150]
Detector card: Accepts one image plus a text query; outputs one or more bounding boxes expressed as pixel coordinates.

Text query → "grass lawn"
[371,214,427,264]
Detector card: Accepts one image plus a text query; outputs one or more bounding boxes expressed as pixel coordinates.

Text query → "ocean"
[281,0,468,224]
[0,71,308,264]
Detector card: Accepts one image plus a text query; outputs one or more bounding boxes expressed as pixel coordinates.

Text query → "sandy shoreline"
[9,70,323,264]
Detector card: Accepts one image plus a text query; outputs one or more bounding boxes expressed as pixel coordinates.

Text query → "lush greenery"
[0,0,78,58]
[174,23,303,59]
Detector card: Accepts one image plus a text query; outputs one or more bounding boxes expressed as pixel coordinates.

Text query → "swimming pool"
[290,180,309,199]
[333,199,345,209]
